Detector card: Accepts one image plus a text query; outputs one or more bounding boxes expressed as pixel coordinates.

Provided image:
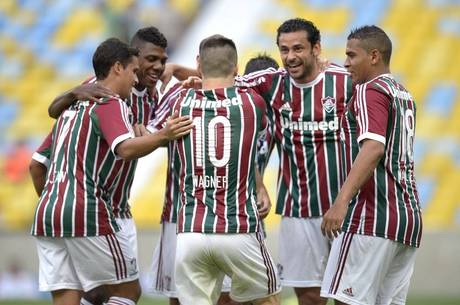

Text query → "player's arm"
[116,112,193,161]
[321,139,384,238]
[160,63,200,93]
[321,86,389,239]
[48,83,114,118]
[29,159,47,196]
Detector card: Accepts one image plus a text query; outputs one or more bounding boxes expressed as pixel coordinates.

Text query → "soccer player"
[44,27,170,305]
[160,18,352,305]
[147,52,280,305]
[30,38,192,305]
[320,25,422,305]
[169,34,280,305]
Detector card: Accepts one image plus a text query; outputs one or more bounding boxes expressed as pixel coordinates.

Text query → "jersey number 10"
[193,116,231,168]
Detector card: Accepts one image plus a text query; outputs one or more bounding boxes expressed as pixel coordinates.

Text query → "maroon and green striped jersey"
[171,86,267,233]
[148,83,185,223]
[341,74,423,248]
[110,87,157,218]
[236,65,353,218]
[31,97,135,237]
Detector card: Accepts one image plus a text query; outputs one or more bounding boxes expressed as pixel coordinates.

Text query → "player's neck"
[366,67,391,82]
[294,64,321,85]
[201,76,235,90]
[98,79,121,97]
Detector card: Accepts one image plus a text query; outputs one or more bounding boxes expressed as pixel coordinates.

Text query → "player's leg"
[212,232,280,305]
[35,236,83,305]
[52,289,82,305]
[375,244,417,305]
[217,275,243,305]
[80,286,109,305]
[67,219,141,304]
[146,221,180,304]
[175,232,225,305]
[321,232,398,305]
[278,217,330,305]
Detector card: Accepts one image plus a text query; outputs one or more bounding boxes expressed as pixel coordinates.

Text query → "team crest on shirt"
[321,96,336,113]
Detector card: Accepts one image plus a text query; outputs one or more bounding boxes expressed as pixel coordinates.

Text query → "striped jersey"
[172,86,267,233]
[111,87,157,218]
[341,74,423,248]
[31,97,135,237]
[236,65,353,218]
[147,83,184,223]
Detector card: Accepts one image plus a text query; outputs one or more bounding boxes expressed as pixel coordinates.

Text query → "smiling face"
[135,41,168,90]
[344,38,375,86]
[278,30,320,83]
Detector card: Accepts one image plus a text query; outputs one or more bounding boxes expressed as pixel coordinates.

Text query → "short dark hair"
[199,34,238,78]
[244,53,279,74]
[347,25,392,65]
[130,26,168,49]
[276,18,321,46]
[92,38,139,80]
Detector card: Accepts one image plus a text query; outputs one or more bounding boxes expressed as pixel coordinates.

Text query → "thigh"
[148,221,178,297]
[35,237,82,292]
[212,232,281,303]
[66,224,139,292]
[278,217,331,287]
[376,245,417,305]
[175,233,224,305]
[321,233,399,305]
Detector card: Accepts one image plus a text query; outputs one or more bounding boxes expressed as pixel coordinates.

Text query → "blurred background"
[0,0,459,303]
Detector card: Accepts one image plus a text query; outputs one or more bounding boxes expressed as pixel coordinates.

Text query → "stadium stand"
[0,0,459,231]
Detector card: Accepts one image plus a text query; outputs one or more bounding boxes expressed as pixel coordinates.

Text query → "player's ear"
[112,61,123,75]
[234,64,239,77]
[369,49,380,65]
[312,41,321,58]
[196,55,203,76]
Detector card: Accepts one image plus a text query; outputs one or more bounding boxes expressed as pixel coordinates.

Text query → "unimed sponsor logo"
[281,116,339,131]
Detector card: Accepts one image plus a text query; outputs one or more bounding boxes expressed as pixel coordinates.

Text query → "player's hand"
[160,63,175,93]
[321,200,348,239]
[256,184,271,219]
[182,76,202,89]
[72,83,115,103]
[162,111,193,140]
[318,57,330,72]
[133,124,150,137]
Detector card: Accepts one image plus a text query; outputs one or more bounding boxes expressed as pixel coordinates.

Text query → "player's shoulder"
[236,67,285,86]
[237,87,266,108]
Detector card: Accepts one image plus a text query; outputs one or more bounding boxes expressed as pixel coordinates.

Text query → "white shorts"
[148,221,178,298]
[175,232,280,305]
[36,218,139,292]
[321,232,417,305]
[278,216,331,287]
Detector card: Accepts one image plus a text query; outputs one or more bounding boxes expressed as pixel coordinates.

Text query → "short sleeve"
[354,84,389,145]
[32,132,53,168]
[235,68,281,96]
[93,98,135,155]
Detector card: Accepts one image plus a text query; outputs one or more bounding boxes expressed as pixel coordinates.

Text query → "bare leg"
[81,286,109,305]
[105,279,142,303]
[252,293,280,305]
[51,289,82,305]
[169,297,180,305]
[294,287,327,305]
[217,292,243,305]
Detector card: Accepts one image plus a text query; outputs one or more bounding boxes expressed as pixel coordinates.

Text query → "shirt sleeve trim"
[32,152,50,168]
[357,132,386,145]
[111,133,134,159]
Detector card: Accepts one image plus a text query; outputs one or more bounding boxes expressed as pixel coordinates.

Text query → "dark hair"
[130,26,168,49]
[92,38,139,80]
[199,34,238,78]
[276,18,321,46]
[244,53,279,74]
[347,25,392,65]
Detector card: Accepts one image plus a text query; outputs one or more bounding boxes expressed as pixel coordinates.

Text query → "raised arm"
[160,63,200,93]
[48,83,114,118]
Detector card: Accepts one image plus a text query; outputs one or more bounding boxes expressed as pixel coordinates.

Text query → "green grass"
[1,296,460,305]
